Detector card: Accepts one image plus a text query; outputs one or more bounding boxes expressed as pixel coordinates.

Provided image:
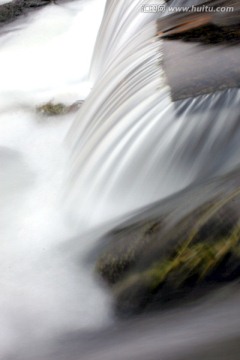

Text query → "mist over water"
[0,0,240,359]
[0,1,111,357]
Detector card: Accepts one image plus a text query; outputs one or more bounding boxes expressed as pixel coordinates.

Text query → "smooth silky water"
[1,0,240,359]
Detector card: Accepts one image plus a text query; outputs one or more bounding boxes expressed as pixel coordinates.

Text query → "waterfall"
[0,0,240,359]
[67,0,240,227]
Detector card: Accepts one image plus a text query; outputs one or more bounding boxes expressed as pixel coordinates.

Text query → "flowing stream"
[0,0,111,357]
[0,0,240,359]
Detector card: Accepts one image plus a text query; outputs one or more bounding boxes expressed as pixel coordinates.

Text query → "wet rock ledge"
[0,0,58,27]
[95,168,240,316]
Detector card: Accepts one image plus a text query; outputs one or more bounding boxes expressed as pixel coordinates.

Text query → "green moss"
[36,100,83,116]
[144,226,240,291]
[36,102,66,116]
[106,188,240,313]
[113,224,240,315]
[96,220,163,285]
[117,191,240,291]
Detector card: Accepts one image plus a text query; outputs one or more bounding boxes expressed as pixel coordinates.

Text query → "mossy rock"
[95,169,240,316]
[96,219,163,285]
[36,100,83,116]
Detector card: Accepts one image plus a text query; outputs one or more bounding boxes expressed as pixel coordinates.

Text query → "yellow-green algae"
[95,179,240,315]
[36,100,83,116]
[113,189,240,302]
[96,220,163,284]
[140,225,240,291]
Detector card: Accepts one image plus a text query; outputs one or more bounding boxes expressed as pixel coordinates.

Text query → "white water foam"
[0,0,109,357]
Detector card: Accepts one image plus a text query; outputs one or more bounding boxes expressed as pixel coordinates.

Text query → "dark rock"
[36,100,83,116]
[96,219,163,285]
[159,1,240,101]
[95,168,240,316]
[0,0,70,28]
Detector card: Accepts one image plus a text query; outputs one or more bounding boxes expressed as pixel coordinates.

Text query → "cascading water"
[67,0,240,227]
[0,0,240,359]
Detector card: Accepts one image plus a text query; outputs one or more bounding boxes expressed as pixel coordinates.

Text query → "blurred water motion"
[0,0,240,359]
[14,284,240,360]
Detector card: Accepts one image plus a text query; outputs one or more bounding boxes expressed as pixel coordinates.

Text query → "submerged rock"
[36,100,83,116]
[0,0,53,26]
[95,168,240,316]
